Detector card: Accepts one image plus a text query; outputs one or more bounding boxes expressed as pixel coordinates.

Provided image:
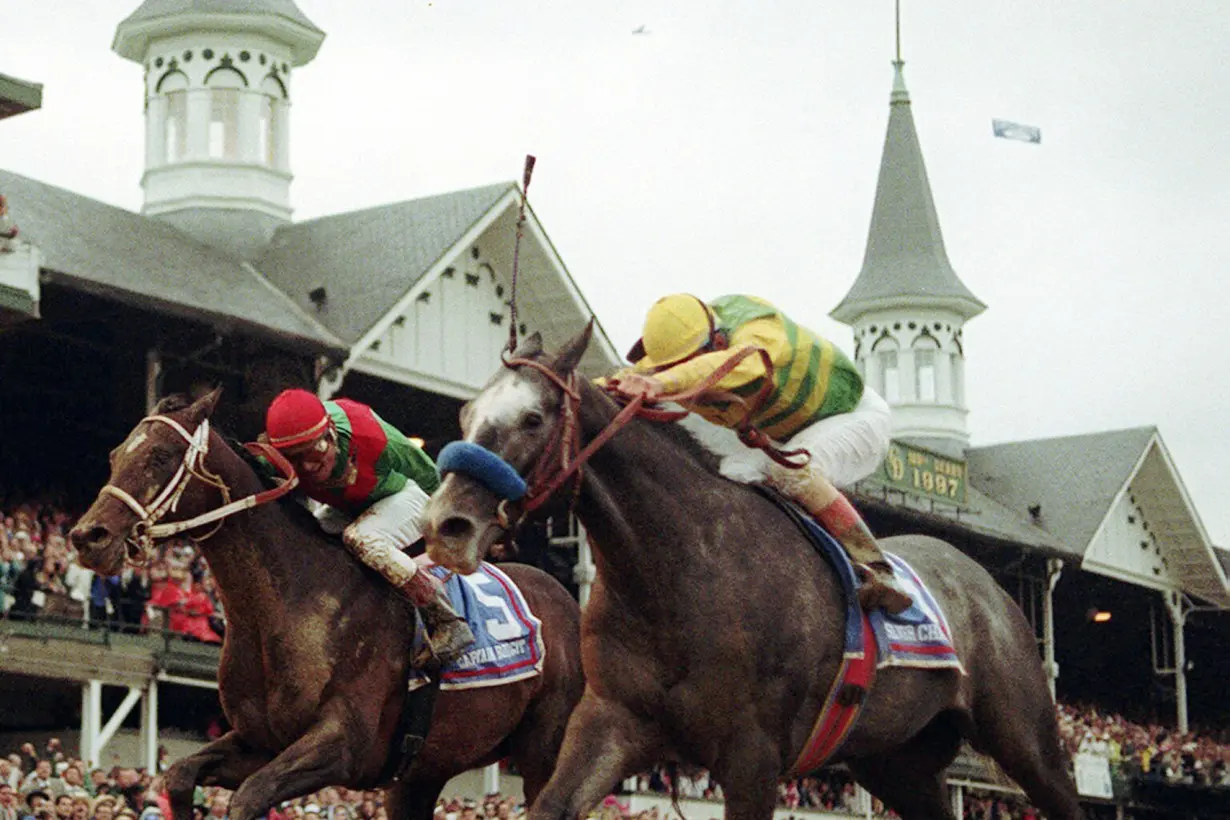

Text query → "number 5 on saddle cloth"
[407,561,545,691]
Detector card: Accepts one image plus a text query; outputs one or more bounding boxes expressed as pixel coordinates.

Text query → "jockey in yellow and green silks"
[607,294,913,614]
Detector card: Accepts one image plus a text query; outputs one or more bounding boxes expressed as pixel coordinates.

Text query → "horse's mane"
[578,377,723,475]
[153,393,322,534]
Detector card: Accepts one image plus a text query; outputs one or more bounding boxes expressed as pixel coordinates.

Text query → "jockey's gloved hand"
[609,372,666,403]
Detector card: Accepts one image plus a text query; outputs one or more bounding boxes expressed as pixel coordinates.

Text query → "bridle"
[100,414,299,565]
[488,347,810,532]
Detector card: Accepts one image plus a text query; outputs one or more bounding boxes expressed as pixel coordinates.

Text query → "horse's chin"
[80,540,127,577]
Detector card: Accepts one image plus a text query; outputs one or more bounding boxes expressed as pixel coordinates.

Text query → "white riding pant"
[313,483,432,583]
[679,387,892,491]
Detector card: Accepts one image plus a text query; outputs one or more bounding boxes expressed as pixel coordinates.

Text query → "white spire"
[114,0,325,259]
[830,14,985,458]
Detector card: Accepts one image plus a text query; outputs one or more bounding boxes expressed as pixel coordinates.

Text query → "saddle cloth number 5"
[459,572,524,642]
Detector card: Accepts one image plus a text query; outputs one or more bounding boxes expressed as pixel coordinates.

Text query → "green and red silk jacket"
[301,399,440,516]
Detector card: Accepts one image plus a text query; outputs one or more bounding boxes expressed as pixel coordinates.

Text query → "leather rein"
[495,348,809,530]
[100,414,299,565]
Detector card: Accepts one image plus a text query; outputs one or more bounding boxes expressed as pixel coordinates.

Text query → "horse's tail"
[666,763,688,820]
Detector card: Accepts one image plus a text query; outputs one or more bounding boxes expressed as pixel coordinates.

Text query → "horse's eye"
[147,447,173,468]
[523,411,544,430]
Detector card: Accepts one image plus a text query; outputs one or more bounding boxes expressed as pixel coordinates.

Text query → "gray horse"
[422,326,1084,820]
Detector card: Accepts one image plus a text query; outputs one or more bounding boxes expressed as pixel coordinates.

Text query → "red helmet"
[266,388,330,450]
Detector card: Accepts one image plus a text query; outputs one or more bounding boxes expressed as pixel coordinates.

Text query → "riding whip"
[507,154,537,354]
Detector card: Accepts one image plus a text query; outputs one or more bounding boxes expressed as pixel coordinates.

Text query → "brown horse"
[68,390,584,820]
[421,327,1085,820]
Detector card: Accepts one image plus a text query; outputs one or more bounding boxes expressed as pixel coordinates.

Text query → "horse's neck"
[575,381,734,590]
[191,438,304,621]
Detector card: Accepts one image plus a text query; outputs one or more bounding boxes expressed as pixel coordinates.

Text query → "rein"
[101,414,299,564]
[486,348,809,531]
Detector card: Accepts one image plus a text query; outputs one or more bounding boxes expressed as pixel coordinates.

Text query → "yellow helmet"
[631,294,715,368]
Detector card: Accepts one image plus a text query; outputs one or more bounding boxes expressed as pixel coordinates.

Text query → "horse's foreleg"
[165,731,273,820]
[382,778,446,820]
[527,690,662,820]
[225,718,365,820]
[710,735,784,820]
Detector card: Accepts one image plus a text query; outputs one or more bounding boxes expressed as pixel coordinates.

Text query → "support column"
[81,679,103,766]
[575,524,595,609]
[482,762,499,797]
[146,348,163,413]
[1165,591,1189,733]
[146,96,168,168]
[898,348,918,402]
[186,89,211,161]
[856,784,872,819]
[862,348,882,396]
[142,679,160,773]
[238,90,262,163]
[1043,558,1063,702]
[950,783,963,819]
[96,687,143,765]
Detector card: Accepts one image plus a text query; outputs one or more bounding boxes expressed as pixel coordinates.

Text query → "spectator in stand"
[116,569,150,635]
[204,795,226,820]
[20,762,54,797]
[0,531,23,614]
[8,540,44,621]
[21,790,51,820]
[89,795,116,820]
[198,575,225,640]
[0,784,18,820]
[88,575,120,631]
[148,565,221,644]
[56,767,87,800]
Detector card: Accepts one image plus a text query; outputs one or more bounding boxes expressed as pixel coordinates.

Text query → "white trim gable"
[346,189,621,399]
[1081,433,1229,606]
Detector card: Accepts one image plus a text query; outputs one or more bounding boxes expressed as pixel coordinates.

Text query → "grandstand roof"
[855,477,1070,557]
[0,73,43,120]
[0,168,344,354]
[967,427,1155,556]
[969,427,1229,606]
[256,182,514,345]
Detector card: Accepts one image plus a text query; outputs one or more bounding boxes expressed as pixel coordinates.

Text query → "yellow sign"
[879,441,968,505]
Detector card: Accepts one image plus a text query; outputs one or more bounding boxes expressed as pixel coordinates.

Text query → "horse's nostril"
[439,516,475,541]
[71,525,111,550]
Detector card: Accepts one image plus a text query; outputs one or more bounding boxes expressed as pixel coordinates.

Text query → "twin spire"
[830,4,985,457]
[831,6,984,324]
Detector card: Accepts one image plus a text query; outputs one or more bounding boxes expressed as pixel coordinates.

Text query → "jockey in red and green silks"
[264,389,473,663]
[607,294,912,614]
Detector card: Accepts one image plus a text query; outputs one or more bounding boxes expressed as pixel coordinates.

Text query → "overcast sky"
[3,0,1227,546]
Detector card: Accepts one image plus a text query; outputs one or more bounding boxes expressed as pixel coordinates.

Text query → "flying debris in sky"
[632,25,650,35]
[992,119,1042,145]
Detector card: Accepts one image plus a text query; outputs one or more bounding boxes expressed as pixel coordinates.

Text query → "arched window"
[259,76,287,168]
[160,73,189,164]
[871,336,900,404]
[208,71,245,160]
[913,336,940,403]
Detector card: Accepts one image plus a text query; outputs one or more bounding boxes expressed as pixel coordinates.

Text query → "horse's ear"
[512,331,544,359]
[552,319,594,376]
[184,386,223,426]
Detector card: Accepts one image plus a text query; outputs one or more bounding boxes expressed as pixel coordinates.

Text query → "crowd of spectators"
[0,498,224,644]
[5,498,1230,820]
[0,737,529,820]
[1056,702,1230,789]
